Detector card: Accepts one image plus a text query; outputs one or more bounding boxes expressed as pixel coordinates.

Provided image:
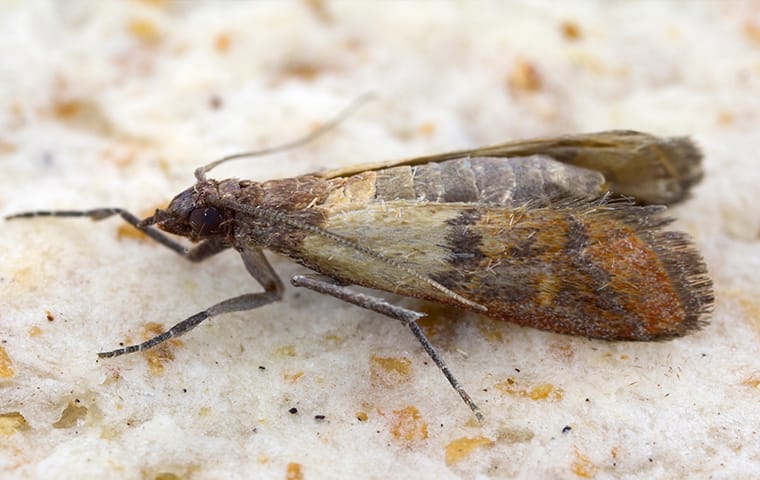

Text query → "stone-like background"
[1,1,758,478]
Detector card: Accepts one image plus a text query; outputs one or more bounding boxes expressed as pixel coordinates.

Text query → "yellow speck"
[134,0,168,6]
[116,206,165,243]
[496,427,535,444]
[100,425,119,440]
[324,334,343,345]
[388,406,428,445]
[571,448,598,478]
[52,401,88,429]
[12,267,37,286]
[477,321,505,343]
[744,22,760,44]
[529,384,563,401]
[280,63,323,82]
[28,325,43,337]
[0,412,28,436]
[716,111,735,125]
[370,355,412,388]
[465,416,481,428]
[302,0,332,23]
[559,20,582,41]
[356,411,368,421]
[507,58,542,92]
[444,436,493,465]
[0,138,16,153]
[154,474,181,480]
[416,122,436,137]
[214,32,231,52]
[284,371,304,383]
[117,224,149,242]
[127,18,161,44]
[0,347,15,378]
[142,322,179,376]
[740,374,760,388]
[277,344,297,357]
[495,378,564,402]
[53,99,82,118]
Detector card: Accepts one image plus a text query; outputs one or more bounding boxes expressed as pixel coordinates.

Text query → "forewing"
[294,200,712,340]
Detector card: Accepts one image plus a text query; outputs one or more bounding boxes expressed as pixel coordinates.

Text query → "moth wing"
[300,199,711,340]
[316,130,702,205]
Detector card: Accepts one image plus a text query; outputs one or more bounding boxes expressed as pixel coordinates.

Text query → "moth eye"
[189,207,222,234]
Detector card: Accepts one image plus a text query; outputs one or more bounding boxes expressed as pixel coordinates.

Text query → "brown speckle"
[0,138,16,153]
[280,62,323,82]
[740,374,760,388]
[53,99,83,119]
[744,21,760,44]
[154,474,181,480]
[302,0,332,23]
[560,20,582,41]
[214,32,231,52]
[507,58,542,92]
[209,95,223,110]
[716,111,735,125]
[417,122,436,137]
[286,462,304,480]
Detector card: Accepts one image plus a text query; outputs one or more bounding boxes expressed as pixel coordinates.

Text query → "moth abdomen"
[371,156,605,206]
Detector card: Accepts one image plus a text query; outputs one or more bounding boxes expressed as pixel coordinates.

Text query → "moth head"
[146,183,227,241]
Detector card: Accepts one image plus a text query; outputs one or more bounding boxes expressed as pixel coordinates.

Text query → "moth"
[7,128,714,421]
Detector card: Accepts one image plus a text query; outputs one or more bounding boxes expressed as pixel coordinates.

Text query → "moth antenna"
[195,93,377,181]
[215,198,486,312]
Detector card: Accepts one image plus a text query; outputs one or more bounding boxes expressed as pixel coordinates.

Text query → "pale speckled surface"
[1,1,759,479]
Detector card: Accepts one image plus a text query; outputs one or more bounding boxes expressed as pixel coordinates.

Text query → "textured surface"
[1,1,759,479]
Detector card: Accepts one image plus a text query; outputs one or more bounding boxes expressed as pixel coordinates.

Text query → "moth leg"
[98,247,283,358]
[291,274,483,422]
[6,208,227,261]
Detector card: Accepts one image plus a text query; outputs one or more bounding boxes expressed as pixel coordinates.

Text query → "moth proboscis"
[7,117,713,422]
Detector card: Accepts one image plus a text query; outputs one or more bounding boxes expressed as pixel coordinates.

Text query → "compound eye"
[189,207,222,234]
